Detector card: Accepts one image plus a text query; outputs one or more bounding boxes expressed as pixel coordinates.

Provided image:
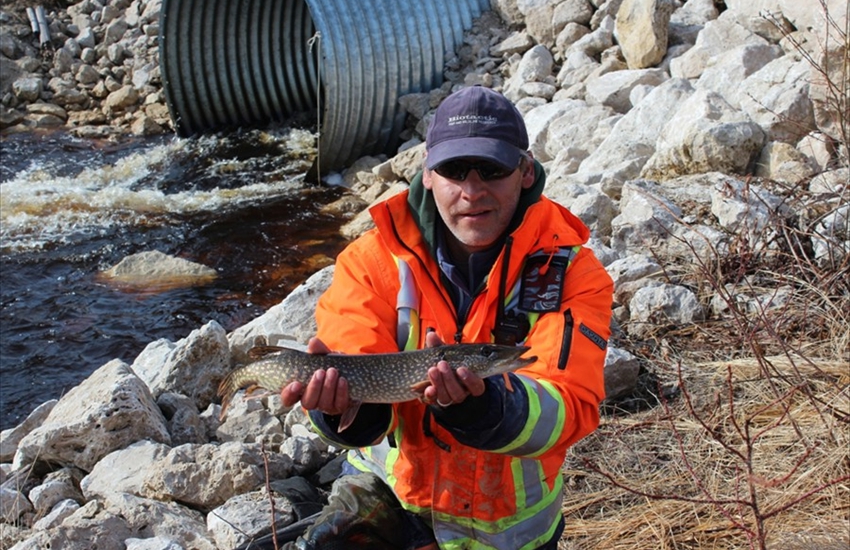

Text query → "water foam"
[0,129,316,252]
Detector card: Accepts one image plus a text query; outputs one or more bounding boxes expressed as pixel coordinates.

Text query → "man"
[281,86,614,549]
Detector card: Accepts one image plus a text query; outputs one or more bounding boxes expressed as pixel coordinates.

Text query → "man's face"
[423,156,535,258]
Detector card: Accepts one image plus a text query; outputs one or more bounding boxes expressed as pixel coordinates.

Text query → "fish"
[217,343,537,428]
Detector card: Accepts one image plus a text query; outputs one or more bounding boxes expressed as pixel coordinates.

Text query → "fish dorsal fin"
[247,345,286,359]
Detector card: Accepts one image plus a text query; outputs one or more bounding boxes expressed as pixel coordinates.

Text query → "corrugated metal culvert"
[159,0,491,175]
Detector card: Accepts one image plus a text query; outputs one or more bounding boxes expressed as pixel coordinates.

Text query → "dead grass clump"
[559,357,849,550]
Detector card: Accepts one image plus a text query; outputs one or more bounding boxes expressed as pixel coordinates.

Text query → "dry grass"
[558,356,849,550]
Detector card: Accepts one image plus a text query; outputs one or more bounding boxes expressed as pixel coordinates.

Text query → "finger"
[422,367,440,403]
[425,331,445,348]
[318,367,341,413]
[307,337,332,355]
[280,381,304,407]
[457,367,486,397]
[333,376,350,413]
[300,369,326,410]
[437,361,468,403]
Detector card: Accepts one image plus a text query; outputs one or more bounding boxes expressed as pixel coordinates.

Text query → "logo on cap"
[447,115,498,126]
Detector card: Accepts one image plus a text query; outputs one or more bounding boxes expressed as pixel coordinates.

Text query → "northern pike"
[217,344,537,426]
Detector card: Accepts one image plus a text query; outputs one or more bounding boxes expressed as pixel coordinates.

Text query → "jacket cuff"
[431,377,504,431]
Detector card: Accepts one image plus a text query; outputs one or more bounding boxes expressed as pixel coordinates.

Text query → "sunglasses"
[433,159,518,181]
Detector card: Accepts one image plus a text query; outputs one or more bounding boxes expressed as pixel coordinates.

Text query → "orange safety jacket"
[311,163,614,549]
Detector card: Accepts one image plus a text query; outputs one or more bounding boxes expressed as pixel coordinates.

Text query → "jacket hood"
[406,160,547,255]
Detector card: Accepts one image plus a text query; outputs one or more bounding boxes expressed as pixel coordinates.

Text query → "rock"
[100,250,217,290]
[32,499,80,531]
[101,492,216,550]
[809,168,849,195]
[491,30,535,57]
[628,283,705,338]
[695,43,783,107]
[103,83,139,114]
[710,177,789,242]
[669,14,767,79]
[504,45,555,101]
[585,68,668,113]
[207,490,296,550]
[140,442,293,511]
[738,55,815,143]
[570,77,695,195]
[615,0,675,69]
[80,440,171,500]
[131,320,231,409]
[280,435,323,476]
[28,468,85,517]
[14,360,170,472]
[0,485,33,523]
[755,141,817,183]
[11,77,42,102]
[0,400,57,463]
[216,408,285,446]
[811,203,849,266]
[11,500,133,550]
[228,266,334,362]
[124,537,185,550]
[603,347,641,399]
[157,392,207,445]
[545,182,617,238]
[641,89,766,179]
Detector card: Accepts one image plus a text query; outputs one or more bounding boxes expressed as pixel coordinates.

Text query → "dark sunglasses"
[433,159,518,181]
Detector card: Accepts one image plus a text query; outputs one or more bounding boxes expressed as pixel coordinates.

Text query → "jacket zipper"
[558,309,573,370]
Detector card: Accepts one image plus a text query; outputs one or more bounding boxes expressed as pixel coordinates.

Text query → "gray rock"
[628,283,706,338]
[228,266,334,362]
[140,442,293,511]
[14,360,170,472]
[0,400,57,463]
[132,321,230,409]
[603,347,642,399]
[207,490,296,550]
[81,440,171,500]
[615,0,675,69]
[28,468,84,517]
[642,89,766,179]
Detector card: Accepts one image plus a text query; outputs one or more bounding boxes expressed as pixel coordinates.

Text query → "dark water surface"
[0,129,348,429]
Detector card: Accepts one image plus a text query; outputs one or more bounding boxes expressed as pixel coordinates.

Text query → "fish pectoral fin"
[337,400,363,433]
[409,380,430,395]
[247,345,286,359]
[244,384,273,400]
[503,372,514,392]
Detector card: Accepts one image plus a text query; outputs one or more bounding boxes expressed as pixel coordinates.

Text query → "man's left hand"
[422,332,486,407]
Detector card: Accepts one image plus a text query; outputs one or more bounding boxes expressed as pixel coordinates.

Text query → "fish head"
[445,344,537,377]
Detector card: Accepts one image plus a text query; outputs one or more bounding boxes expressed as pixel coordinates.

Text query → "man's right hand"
[280,337,352,416]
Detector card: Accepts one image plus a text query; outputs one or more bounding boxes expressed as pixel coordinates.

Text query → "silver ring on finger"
[436,398,452,408]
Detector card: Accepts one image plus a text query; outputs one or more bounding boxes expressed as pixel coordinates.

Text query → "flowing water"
[0,128,349,430]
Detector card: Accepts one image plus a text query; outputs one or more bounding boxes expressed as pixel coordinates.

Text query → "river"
[0,127,349,430]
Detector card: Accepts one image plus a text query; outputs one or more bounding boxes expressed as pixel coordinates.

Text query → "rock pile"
[0,0,847,549]
[0,0,171,137]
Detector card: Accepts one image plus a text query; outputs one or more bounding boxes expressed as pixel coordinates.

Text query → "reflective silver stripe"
[520,457,543,508]
[499,377,564,457]
[432,481,565,549]
[395,257,420,351]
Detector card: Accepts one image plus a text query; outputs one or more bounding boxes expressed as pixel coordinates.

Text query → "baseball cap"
[425,86,529,171]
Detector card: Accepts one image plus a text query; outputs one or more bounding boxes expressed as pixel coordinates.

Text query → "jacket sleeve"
[306,231,402,447]
[434,246,613,456]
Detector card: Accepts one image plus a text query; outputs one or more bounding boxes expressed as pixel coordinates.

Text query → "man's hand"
[422,332,486,407]
[280,337,352,416]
